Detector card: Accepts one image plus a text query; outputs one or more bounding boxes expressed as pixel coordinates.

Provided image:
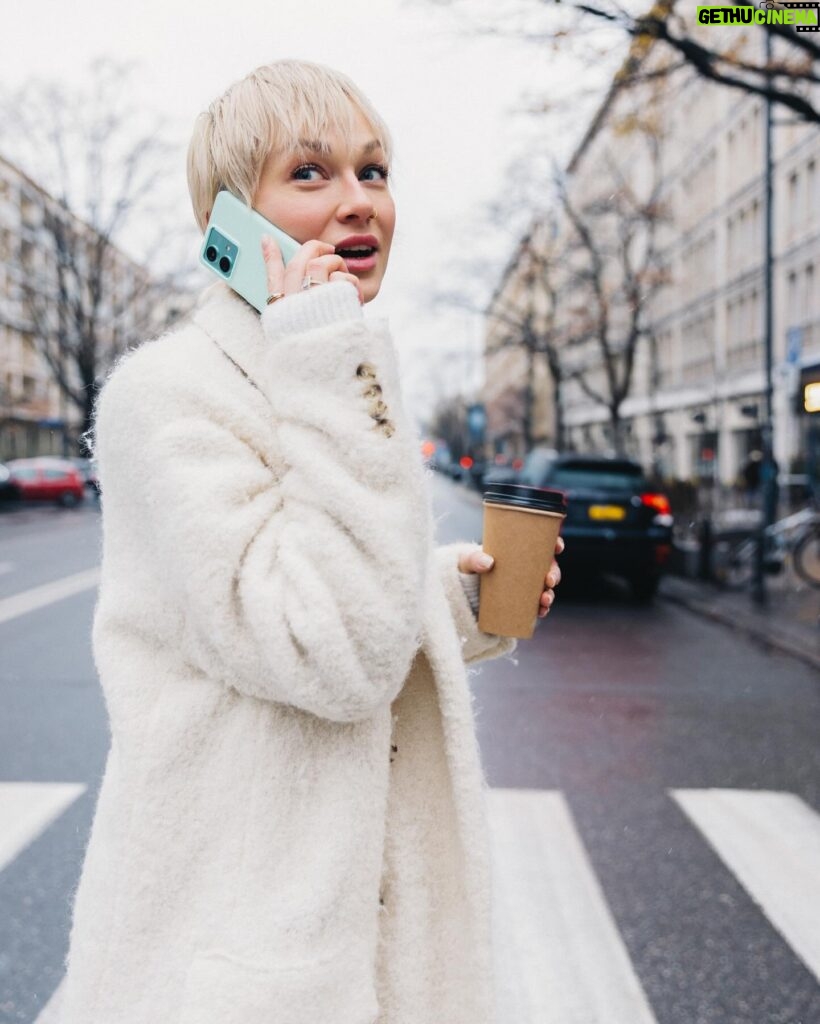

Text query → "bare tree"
[420,0,820,124]
[484,218,567,450]
[553,108,672,451]
[0,58,196,456]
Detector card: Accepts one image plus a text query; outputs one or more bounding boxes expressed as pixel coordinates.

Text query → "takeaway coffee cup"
[478,483,568,640]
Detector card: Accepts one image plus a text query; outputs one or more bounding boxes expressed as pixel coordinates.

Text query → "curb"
[659,581,820,673]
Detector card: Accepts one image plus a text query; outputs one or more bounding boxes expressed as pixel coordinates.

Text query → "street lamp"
[754,24,777,606]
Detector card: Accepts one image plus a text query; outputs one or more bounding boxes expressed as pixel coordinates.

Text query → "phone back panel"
[198,190,301,312]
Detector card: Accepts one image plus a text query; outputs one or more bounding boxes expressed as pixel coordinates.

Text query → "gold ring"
[266,292,286,305]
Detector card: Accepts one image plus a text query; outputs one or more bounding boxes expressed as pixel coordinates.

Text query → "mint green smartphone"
[199,190,301,313]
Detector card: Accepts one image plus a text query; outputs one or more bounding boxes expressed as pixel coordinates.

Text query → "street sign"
[466,403,486,442]
[786,326,803,366]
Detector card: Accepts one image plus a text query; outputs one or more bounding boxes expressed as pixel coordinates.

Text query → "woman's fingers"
[556,535,565,555]
[261,237,338,299]
[286,250,348,292]
[261,236,286,297]
[539,551,563,619]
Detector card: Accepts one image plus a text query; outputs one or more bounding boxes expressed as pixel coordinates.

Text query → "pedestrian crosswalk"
[0,783,815,1024]
[0,782,87,874]
[488,787,820,1023]
[489,789,657,1024]
[672,788,820,980]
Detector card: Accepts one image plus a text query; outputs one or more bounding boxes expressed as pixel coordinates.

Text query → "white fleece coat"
[58,279,517,1024]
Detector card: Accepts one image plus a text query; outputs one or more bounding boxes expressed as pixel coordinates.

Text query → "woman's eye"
[292,163,323,182]
[362,164,390,182]
[291,162,389,182]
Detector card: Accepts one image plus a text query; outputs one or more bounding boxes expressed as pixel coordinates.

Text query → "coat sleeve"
[434,542,518,665]
[94,281,431,723]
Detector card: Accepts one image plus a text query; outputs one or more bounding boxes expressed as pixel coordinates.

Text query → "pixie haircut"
[187,59,394,233]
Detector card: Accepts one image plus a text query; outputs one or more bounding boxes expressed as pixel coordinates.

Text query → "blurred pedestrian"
[741,449,763,499]
[58,59,563,1024]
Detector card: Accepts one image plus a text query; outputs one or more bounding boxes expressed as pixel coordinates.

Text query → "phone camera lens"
[205,245,218,262]
[219,256,232,273]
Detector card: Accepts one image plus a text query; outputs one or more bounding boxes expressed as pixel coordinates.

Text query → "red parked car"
[7,457,86,507]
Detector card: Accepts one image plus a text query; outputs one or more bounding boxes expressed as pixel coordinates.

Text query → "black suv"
[518,451,674,601]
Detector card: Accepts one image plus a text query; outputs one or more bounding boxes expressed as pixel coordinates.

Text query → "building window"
[787,171,800,236]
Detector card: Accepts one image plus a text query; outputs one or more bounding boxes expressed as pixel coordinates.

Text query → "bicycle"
[711,505,820,590]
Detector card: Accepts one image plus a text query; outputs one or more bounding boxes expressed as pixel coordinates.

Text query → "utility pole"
[753,24,777,606]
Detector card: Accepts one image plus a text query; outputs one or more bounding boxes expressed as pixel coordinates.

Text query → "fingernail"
[548,574,556,586]
[477,553,494,569]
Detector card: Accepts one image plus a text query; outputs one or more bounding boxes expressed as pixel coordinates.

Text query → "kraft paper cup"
[478,484,567,640]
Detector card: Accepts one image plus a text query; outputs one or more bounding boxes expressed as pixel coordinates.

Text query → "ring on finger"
[301,275,322,291]
[266,292,286,305]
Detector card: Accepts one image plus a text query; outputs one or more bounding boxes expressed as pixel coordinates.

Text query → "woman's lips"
[340,252,378,271]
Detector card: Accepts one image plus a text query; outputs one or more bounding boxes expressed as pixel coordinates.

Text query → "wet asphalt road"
[0,477,818,1023]
[433,472,820,1024]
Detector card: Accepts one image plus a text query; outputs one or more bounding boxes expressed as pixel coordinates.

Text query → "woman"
[59,59,562,1024]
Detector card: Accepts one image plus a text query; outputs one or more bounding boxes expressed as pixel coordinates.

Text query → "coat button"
[369,399,388,420]
[362,383,382,399]
[356,362,377,381]
[376,419,396,438]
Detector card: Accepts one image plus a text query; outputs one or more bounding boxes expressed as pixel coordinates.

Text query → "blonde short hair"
[187,59,394,233]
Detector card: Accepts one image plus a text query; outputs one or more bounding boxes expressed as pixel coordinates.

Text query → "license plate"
[588,504,626,521]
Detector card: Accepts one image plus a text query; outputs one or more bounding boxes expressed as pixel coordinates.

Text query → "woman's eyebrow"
[297,138,383,157]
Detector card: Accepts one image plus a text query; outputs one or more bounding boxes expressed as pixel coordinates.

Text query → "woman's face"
[252,107,395,304]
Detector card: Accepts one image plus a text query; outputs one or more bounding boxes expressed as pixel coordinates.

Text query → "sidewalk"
[659,570,820,672]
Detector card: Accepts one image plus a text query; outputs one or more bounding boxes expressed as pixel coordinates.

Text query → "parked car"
[482,453,531,489]
[66,456,100,495]
[517,452,673,602]
[429,441,454,475]
[7,457,86,507]
[0,463,22,506]
[458,455,487,491]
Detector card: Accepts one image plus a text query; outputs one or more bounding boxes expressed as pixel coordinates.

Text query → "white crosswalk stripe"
[34,981,64,1024]
[0,568,100,625]
[0,782,86,874]
[488,788,658,1024]
[672,788,820,982]
[1,785,817,1023]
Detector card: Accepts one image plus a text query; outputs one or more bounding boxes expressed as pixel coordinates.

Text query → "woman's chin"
[360,279,383,304]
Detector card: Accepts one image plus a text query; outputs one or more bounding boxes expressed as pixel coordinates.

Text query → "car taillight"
[641,493,671,515]
[459,456,474,470]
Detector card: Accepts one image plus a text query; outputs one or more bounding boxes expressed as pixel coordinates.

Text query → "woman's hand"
[458,535,565,620]
[262,236,365,305]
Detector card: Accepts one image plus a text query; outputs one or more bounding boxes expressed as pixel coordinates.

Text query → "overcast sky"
[2,0,622,425]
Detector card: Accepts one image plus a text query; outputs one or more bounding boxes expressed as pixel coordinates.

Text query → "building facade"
[487,23,820,489]
[483,219,558,458]
[0,155,194,460]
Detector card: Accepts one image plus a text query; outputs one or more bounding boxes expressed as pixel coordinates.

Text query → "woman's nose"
[337,175,376,220]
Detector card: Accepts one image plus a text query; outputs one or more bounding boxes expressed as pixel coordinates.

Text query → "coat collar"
[188,280,393,390]
[189,281,271,388]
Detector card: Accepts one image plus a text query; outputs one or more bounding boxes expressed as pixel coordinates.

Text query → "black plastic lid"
[483,483,567,514]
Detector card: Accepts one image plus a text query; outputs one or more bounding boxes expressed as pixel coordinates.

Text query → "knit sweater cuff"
[458,571,481,618]
[261,280,363,337]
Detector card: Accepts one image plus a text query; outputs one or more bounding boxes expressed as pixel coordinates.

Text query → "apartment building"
[0,154,193,460]
[484,219,558,458]
[486,24,820,486]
